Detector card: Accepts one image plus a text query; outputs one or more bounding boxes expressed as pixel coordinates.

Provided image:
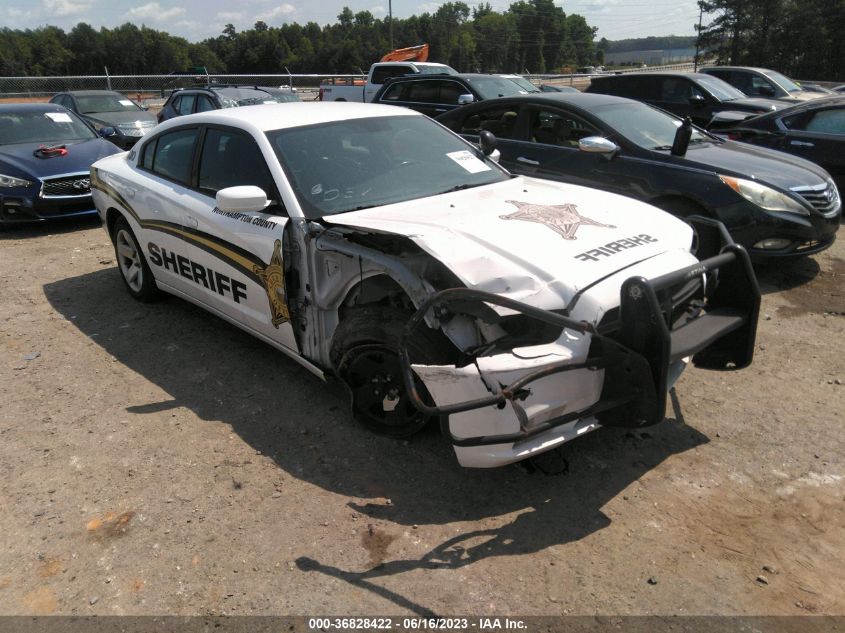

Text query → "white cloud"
[42,0,93,17]
[125,2,186,22]
[257,4,295,21]
[217,11,244,21]
[369,5,386,16]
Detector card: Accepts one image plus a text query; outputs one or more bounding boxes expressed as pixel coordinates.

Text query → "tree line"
[698,0,845,81]
[0,1,600,77]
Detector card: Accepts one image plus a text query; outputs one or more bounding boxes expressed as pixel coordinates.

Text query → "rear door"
[778,105,845,189]
[130,126,204,297]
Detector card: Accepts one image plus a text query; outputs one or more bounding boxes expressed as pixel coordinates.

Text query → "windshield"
[592,102,711,150]
[76,94,142,114]
[761,69,802,93]
[0,109,96,144]
[216,88,280,108]
[502,76,540,93]
[695,75,747,101]
[466,76,539,99]
[268,115,509,219]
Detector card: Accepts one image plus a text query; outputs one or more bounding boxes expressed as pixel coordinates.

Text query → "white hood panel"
[332,177,696,311]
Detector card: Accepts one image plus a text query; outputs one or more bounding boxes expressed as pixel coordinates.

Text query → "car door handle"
[185,215,198,229]
[790,140,814,147]
[516,156,540,166]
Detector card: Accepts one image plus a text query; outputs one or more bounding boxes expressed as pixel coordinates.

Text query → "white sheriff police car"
[91,103,760,468]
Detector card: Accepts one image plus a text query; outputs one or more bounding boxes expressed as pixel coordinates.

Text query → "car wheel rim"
[341,344,426,432]
[116,229,143,293]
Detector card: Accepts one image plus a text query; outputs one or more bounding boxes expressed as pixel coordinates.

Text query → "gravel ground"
[0,217,843,617]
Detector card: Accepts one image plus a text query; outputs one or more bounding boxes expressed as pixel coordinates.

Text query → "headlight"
[0,174,33,188]
[719,175,809,215]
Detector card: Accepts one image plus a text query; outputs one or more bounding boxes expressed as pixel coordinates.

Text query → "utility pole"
[389,0,393,49]
[694,4,703,71]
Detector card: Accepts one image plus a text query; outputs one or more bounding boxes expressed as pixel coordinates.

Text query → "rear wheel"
[331,306,454,438]
[112,216,160,302]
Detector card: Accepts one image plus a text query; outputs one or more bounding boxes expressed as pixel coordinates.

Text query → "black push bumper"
[399,220,760,447]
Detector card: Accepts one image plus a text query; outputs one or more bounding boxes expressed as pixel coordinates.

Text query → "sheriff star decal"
[254,239,290,328]
[500,200,615,240]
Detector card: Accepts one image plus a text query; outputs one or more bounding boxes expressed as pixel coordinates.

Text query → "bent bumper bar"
[400,231,760,448]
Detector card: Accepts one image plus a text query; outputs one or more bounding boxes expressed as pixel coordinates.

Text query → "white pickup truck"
[319,61,457,103]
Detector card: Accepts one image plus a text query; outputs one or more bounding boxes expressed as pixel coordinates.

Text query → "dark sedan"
[724,96,845,192]
[585,72,786,129]
[0,103,123,224]
[50,90,157,149]
[436,93,840,259]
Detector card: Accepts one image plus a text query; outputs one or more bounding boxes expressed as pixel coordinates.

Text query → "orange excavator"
[380,44,429,62]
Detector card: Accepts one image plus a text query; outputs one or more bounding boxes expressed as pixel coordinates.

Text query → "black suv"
[157,85,298,122]
[372,73,538,117]
[585,72,786,128]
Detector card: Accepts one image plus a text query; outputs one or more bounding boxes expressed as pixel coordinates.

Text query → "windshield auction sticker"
[446,150,491,174]
[45,112,73,123]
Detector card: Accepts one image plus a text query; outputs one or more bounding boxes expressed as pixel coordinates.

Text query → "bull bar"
[399,218,760,447]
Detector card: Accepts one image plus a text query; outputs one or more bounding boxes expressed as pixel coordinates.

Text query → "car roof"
[592,72,715,81]
[0,102,74,113]
[700,66,773,73]
[59,90,124,96]
[452,92,638,109]
[154,102,420,133]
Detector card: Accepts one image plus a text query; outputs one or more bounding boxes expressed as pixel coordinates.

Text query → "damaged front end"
[399,219,760,467]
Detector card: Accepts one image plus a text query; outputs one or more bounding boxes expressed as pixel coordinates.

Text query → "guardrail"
[0,62,701,103]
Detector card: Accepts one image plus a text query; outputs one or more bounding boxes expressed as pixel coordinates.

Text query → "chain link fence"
[0,63,703,107]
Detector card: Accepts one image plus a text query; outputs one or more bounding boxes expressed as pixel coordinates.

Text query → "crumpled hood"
[0,138,123,179]
[329,176,695,311]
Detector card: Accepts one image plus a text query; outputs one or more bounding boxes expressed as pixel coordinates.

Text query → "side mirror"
[689,95,707,108]
[457,93,475,105]
[216,185,268,213]
[578,136,618,155]
[99,127,116,138]
[478,130,496,156]
[489,149,501,163]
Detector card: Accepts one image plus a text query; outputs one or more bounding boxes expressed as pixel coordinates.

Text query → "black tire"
[111,215,160,302]
[330,306,455,438]
[653,198,720,258]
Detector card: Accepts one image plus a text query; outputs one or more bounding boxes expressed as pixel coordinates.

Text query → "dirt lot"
[0,217,843,618]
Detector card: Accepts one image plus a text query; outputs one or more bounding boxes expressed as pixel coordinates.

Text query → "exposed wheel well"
[105,208,125,240]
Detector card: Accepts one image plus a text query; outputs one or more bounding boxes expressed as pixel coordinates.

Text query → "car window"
[140,138,156,170]
[371,66,412,84]
[438,80,466,105]
[406,81,438,103]
[150,128,197,185]
[529,109,599,147]
[177,95,196,115]
[380,83,405,101]
[198,128,279,204]
[196,95,216,112]
[659,78,700,103]
[463,105,520,139]
[169,95,181,112]
[695,75,745,101]
[786,108,845,134]
[464,76,534,100]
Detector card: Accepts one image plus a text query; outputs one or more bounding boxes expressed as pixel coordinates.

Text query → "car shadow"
[44,268,709,615]
[754,255,821,294]
[0,215,102,240]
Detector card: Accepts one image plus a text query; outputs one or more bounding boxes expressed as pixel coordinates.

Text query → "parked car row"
[0,86,301,225]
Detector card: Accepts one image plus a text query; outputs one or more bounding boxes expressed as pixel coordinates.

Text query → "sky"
[0,0,703,42]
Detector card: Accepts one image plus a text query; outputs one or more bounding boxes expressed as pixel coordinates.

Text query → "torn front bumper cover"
[399,227,760,454]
